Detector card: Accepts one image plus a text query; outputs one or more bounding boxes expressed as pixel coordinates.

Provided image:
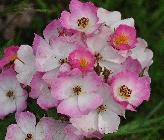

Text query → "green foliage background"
[0,0,164,139]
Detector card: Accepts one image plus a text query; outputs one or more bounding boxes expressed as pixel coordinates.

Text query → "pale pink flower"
[60,0,100,34]
[51,69,103,117]
[110,24,137,50]
[71,84,124,134]
[29,72,59,110]
[68,47,96,73]
[34,34,78,72]
[43,19,84,46]
[0,70,27,119]
[5,111,60,140]
[14,45,36,85]
[110,71,151,111]
[131,38,153,69]
[86,26,125,73]
[0,45,18,70]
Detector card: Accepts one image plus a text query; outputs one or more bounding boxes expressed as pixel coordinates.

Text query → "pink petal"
[5,124,25,140]
[57,96,83,117]
[78,93,103,114]
[16,111,36,134]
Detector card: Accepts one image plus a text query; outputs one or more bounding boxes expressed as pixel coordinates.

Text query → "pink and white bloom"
[43,19,84,46]
[68,47,96,73]
[51,69,103,117]
[0,70,27,119]
[97,8,121,26]
[5,111,60,140]
[0,45,18,70]
[60,0,100,34]
[110,24,137,50]
[86,26,125,73]
[30,72,59,110]
[34,34,78,72]
[131,38,153,69]
[110,71,151,111]
[14,45,36,85]
[71,84,124,134]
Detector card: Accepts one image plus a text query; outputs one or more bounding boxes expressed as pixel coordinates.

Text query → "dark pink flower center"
[114,33,129,46]
[79,58,89,68]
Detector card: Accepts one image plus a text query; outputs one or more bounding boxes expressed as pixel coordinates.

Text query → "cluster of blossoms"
[0,0,153,139]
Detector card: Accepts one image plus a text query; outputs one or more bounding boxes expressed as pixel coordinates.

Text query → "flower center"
[6,90,15,98]
[114,33,129,46]
[59,58,67,65]
[73,85,82,95]
[79,58,89,68]
[97,105,107,113]
[119,85,132,99]
[95,53,103,61]
[25,133,33,140]
[77,17,89,29]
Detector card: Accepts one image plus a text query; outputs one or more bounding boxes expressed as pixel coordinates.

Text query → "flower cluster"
[0,0,153,139]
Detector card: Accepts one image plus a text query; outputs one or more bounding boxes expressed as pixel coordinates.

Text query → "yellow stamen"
[114,33,129,45]
[119,85,132,99]
[79,58,89,68]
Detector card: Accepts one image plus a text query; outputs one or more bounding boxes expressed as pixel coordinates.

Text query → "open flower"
[68,47,96,73]
[34,34,78,72]
[0,70,27,119]
[42,19,84,46]
[110,24,136,50]
[87,26,125,73]
[71,84,124,134]
[60,0,100,34]
[0,45,18,70]
[51,69,103,117]
[14,45,36,85]
[30,72,59,110]
[110,71,151,111]
[5,112,56,140]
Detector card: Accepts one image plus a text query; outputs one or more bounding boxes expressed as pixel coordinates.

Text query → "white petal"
[14,45,36,85]
[98,111,120,134]
[70,111,99,133]
[111,18,135,31]
[131,38,153,68]
[97,8,121,26]
[16,111,36,135]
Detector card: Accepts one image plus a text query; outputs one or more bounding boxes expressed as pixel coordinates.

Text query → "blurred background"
[0,0,164,139]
